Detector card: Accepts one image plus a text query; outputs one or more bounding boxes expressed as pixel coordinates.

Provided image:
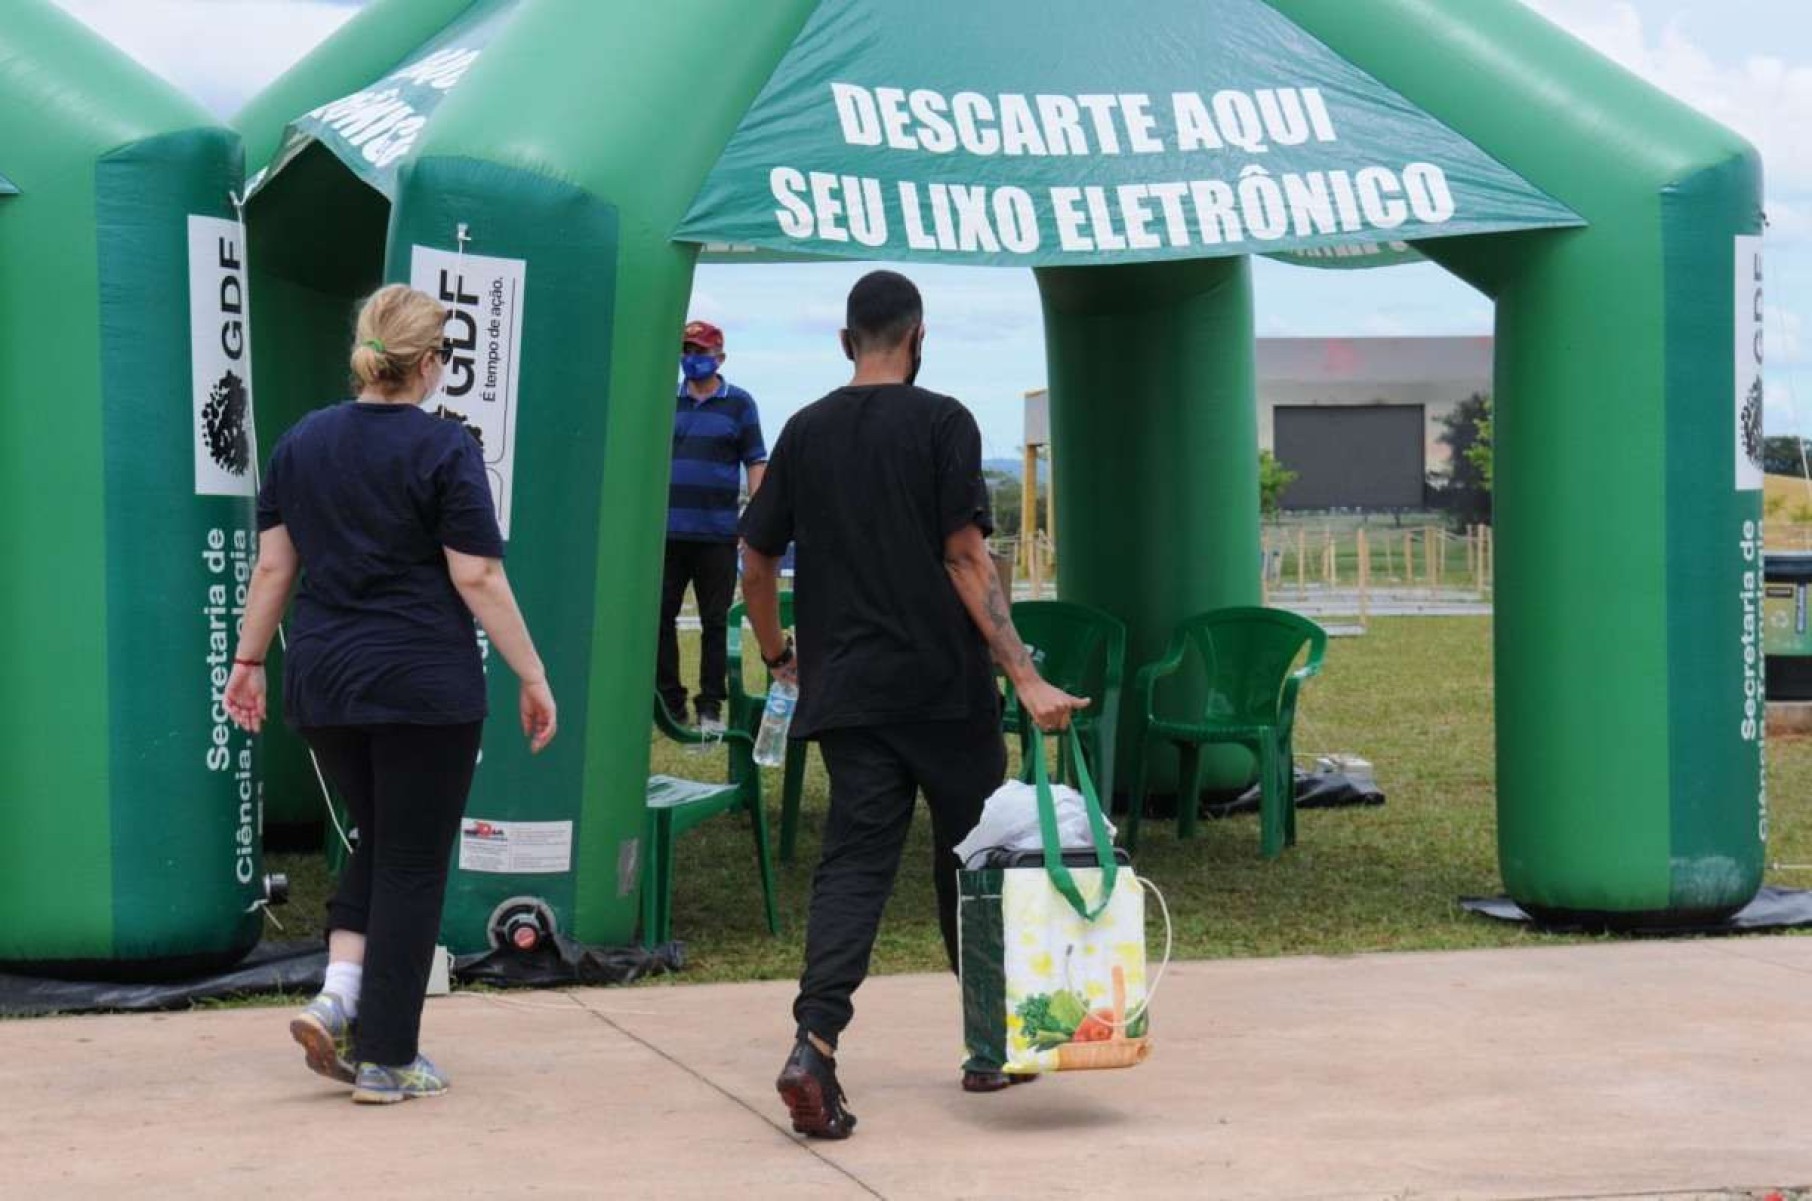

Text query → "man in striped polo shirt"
[657,320,768,734]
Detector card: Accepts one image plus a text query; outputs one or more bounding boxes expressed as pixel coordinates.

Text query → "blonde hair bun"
[351,284,446,394]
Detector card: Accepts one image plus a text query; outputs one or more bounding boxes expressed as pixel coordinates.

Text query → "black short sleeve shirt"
[740,384,997,738]
[257,401,504,727]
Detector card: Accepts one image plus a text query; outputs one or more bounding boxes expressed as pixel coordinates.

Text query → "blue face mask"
[680,353,719,382]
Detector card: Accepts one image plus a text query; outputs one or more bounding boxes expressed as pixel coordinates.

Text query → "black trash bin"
[1764,551,1812,701]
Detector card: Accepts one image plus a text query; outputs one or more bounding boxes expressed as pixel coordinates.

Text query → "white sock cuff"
[323,961,364,1015]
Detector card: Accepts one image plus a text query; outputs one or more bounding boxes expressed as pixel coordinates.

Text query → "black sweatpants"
[656,538,739,721]
[793,712,1007,1048]
[303,721,483,1067]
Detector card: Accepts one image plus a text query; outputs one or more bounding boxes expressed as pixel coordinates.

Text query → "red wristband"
[234,658,264,667]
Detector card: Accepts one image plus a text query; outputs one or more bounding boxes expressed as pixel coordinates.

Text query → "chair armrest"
[1133,636,1189,725]
[726,618,755,709]
[1278,675,1308,738]
[1295,633,1328,682]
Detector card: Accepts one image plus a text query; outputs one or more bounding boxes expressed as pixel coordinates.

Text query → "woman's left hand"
[225,662,267,734]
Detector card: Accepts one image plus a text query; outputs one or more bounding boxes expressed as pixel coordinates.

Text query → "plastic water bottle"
[754,677,797,768]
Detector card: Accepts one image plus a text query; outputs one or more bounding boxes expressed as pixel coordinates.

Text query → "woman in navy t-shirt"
[224,284,556,1105]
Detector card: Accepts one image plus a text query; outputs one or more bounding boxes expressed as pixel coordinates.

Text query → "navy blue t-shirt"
[256,401,505,727]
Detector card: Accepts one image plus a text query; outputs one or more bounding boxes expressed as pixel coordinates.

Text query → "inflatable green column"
[0,1,263,973]
[399,0,818,951]
[1272,0,1766,920]
[236,0,817,951]
[1037,258,1262,795]
[234,0,480,847]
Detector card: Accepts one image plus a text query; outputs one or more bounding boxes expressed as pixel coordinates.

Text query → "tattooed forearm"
[980,569,1032,673]
[946,524,1035,681]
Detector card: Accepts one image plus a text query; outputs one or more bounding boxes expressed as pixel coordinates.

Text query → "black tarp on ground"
[1461,886,1812,935]
[1205,769,1385,819]
[0,938,682,1017]
[0,941,326,1016]
[1113,769,1386,820]
[453,934,681,989]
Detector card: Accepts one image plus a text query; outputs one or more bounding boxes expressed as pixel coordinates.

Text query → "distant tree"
[985,468,1041,540]
[1465,413,1493,491]
[1435,392,1493,530]
[1763,436,1812,478]
[1259,449,1297,518]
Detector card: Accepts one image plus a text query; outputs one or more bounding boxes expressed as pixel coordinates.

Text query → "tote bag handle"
[1031,724,1119,922]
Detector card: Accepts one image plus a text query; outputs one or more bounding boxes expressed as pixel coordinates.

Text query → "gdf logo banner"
[1735,235,1764,492]
[188,215,255,497]
[411,244,527,539]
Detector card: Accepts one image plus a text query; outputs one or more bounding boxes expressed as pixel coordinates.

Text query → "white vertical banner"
[411,245,527,538]
[1735,234,1764,492]
[188,215,256,497]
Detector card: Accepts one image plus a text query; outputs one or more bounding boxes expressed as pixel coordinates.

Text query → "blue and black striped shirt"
[669,378,767,542]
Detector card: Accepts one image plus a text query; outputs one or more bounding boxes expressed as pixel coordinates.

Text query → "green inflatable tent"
[230,0,1761,951]
[0,2,266,975]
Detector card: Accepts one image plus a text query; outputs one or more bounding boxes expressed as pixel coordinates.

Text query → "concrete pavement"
[2,938,1808,1199]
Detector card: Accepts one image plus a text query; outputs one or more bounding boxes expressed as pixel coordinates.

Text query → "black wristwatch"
[763,636,795,671]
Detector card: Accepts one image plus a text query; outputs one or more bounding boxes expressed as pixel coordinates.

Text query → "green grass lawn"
[268,615,1812,986]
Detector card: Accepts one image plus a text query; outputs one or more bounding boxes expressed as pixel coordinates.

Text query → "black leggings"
[303,721,482,1067]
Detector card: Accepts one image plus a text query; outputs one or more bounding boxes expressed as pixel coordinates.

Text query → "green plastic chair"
[1126,606,1327,858]
[643,697,779,947]
[1002,600,1127,805]
[727,594,813,863]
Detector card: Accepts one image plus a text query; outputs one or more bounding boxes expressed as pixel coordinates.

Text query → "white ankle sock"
[323,962,363,1018]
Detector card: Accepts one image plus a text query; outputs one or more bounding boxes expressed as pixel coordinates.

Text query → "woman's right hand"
[520,679,558,753]
[224,662,267,734]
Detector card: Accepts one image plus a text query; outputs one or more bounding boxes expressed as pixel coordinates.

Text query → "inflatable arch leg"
[2,2,263,975]
[238,0,816,951]
[1275,0,1766,921]
[1037,257,1262,795]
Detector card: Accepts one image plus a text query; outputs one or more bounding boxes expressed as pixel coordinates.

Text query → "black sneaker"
[775,1038,857,1139]
[961,1068,1039,1093]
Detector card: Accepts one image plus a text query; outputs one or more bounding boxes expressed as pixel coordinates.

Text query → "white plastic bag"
[954,778,1116,868]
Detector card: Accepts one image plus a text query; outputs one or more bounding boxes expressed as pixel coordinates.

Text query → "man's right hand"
[1016,676,1089,732]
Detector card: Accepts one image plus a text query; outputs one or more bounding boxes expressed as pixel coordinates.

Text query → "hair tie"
[363,338,386,354]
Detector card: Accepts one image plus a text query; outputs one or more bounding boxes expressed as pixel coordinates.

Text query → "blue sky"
[56,0,1812,459]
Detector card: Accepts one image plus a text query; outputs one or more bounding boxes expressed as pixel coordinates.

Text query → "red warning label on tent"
[458,818,571,874]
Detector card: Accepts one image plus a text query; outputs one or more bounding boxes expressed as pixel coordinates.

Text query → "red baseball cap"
[681,320,724,353]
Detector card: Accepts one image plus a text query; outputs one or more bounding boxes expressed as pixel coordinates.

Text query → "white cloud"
[1524,0,1812,196]
[52,0,357,117]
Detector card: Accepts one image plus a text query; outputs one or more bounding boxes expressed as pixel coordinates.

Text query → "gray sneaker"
[289,992,356,1083]
[351,1054,450,1105]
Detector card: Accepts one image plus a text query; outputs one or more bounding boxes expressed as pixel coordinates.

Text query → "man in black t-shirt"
[741,270,1086,1139]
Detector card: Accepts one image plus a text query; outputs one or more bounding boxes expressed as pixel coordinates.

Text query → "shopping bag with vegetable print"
[958,726,1154,1075]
